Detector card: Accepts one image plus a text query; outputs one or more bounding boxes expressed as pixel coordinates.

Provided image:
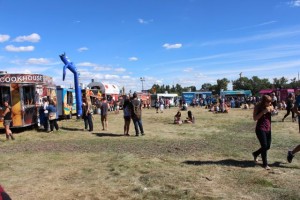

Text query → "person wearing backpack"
[131,93,144,136]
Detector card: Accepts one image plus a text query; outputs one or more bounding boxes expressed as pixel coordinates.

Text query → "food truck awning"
[259,89,273,94]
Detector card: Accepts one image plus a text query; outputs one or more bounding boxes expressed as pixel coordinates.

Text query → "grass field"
[1,106,300,200]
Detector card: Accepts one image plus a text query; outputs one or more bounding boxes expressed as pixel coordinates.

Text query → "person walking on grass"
[282,93,295,122]
[287,145,300,163]
[252,95,274,170]
[287,92,300,163]
[100,97,109,131]
[131,93,144,136]
[1,100,15,140]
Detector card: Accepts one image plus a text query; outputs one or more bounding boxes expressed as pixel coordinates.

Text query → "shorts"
[4,120,12,126]
[101,115,107,121]
[124,116,131,121]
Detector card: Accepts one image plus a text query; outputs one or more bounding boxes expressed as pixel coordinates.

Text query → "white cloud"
[201,28,300,46]
[26,58,50,65]
[163,43,182,49]
[104,74,120,79]
[226,21,277,31]
[94,66,112,71]
[5,45,35,52]
[78,47,89,52]
[289,0,300,7]
[77,62,98,67]
[183,68,193,72]
[138,18,153,24]
[77,62,112,71]
[0,34,10,42]
[13,33,41,42]
[121,75,131,79]
[115,68,126,72]
[129,57,138,61]
[24,69,32,74]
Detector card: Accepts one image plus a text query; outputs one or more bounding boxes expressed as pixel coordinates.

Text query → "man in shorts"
[100,97,109,130]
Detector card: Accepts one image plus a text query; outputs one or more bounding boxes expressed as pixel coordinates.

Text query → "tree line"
[150,76,300,96]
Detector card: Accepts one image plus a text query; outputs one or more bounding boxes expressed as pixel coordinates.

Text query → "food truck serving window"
[67,91,73,105]
[23,85,35,105]
[0,86,10,106]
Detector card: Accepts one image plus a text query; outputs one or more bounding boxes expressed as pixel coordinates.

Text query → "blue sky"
[1,0,300,92]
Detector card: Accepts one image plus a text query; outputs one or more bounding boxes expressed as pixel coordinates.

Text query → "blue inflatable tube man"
[59,53,83,117]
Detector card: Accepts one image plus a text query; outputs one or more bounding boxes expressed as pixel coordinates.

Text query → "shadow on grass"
[183,159,299,169]
[269,161,300,169]
[60,127,83,131]
[183,159,255,168]
[94,132,124,137]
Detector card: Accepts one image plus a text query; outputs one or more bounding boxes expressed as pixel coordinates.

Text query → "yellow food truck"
[0,71,56,129]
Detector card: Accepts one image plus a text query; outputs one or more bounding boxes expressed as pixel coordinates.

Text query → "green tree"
[216,78,230,94]
[232,77,251,90]
[201,83,212,91]
[287,77,300,89]
[175,84,183,95]
[273,77,289,89]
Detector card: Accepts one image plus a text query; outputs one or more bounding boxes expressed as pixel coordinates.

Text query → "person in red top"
[252,95,274,170]
[0,185,11,200]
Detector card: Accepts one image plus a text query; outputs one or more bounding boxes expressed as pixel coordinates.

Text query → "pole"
[140,77,145,91]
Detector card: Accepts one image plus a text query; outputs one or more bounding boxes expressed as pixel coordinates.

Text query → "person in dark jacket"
[282,93,295,122]
[131,93,144,136]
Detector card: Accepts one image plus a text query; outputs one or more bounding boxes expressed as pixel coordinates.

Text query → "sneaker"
[10,134,15,140]
[287,151,294,163]
[264,165,271,170]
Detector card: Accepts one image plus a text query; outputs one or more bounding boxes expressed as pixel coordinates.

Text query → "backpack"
[132,100,141,119]
[155,101,160,108]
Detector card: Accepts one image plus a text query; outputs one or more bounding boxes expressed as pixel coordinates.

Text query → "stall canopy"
[87,82,119,94]
[259,89,274,94]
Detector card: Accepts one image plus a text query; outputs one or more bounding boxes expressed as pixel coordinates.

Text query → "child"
[185,110,195,124]
[174,111,182,124]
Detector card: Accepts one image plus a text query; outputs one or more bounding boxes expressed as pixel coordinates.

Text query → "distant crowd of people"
[80,93,144,137]
[1,91,300,169]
